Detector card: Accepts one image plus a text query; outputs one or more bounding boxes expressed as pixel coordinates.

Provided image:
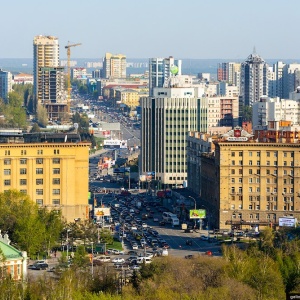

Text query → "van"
[171,217,180,226]
[97,256,111,262]
[137,257,152,264]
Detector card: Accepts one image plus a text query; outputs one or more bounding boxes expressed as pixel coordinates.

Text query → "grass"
[106,238,123,251]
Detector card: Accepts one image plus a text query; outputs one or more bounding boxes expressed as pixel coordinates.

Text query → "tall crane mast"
[65,42,82,113]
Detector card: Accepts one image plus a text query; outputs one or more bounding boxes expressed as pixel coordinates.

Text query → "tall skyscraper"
[140,75,206,188]
[282,63,300,99]
[33,35,61,113]
[240,50,269,106]
[0,69,12,102]
[149,56,182,96]
[103,53,126,79]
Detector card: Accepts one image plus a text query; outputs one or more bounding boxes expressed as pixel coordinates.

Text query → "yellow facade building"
[189,128,300,230]
[0,133,90,223]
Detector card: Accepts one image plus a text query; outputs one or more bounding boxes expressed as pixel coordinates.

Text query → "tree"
[241,105,252,122]
[36,104,48,127]
[30,123,41,133]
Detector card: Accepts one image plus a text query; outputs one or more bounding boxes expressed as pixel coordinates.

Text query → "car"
[131,265,141,270]
[153,218,159,222]
[200,235,209,241]
[33,263,49,270]
[111,249,124,255]
[185,254,195,259]
[132,243,139,250]
[111,257,125,264]
[159,220,166,226]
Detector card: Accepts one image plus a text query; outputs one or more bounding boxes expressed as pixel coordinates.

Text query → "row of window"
[5,150,61,156]
[17,178,60,185]
[168,177,187,180]
[231,160,294,167]
[231,187,295,193]
[3,168,61,175]
[230,169,294,176]
[231,151,294,158]
[232,177,294,184]
[3,158,60,165]
[36,199,60,205]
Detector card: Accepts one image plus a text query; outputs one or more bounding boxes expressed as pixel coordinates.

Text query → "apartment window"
[256,187,260,192]
[249,178,253,183]
[4,180,11,186]
[238,187,242,193]
[239,160,243,165]
[21,150,27,155]
[256,205,260,210]
[267,152,270,157]
[54,149,60,155]
[36,168,43,175]
[266,178,270,183]
[283,152,287,157]
[249,151,252,157]
[249,169,253,175]
[52,158,60,164]
[4,169,11,175]
[274,161,277,166]
[52,189,60,195]
[231,178,235,183]
[4,159,11,165]
[257,161,260,166]
[249,196,253,201]
[255,214,259,220]
[231,160,235,166]
[291,152,294,158]
[266,169,270,174]
[231,169,235,175]
[36,158,43,164]
[256,169,260,175]
[36,179,43,185]
[20,158,27,165]
[273,170,277,175]
[20,189,27,194]
[36,189,43,195]
[249,160,252,165]
[290,188,294,193]
[274,151,277,157]
[37,150,43,155]
[36,199,43,205]
[231,152,235,157]
[239,152,243,157]
[249,187,253,192]
[52,199,60,205]
[239,169,242,175]
[238,178,242,183]
[53,168,60,175]
[52,178,60,185]
[20,179,27,185]
[257,152,260,157]
[291,162,294,167]
[231,187,235,193]
[20,168,27,175]
[266,187,270,193]
[249,205,252,210]
[266,161,270,166]
[5,150,10,156]
[274,188,277,193]
[249,213,253,219]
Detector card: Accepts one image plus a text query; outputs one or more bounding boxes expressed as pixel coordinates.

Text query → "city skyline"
[2,0,300,59]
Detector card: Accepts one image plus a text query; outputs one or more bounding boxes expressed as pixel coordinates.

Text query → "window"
[36,179,43,185]
[238,178,242,183]
[239,160,243,165]
[284,161,287,166]
[21,150,27,155]
[52,158,60,164]
[4,180,11,186]
[249,205,253,210]
[249,160,253,165]
[20,179,27,185]
[256,205,260,210]
[266,169,270,175]
[266,187,270,193]
[239,169,242,175]
[36,168,43,175]
[4,169,11,175]
[36,158,43,164]
[231,160,235,166]
[53,189,60,195]
[238,187,242,193]
[257,152,260,157]
[4,159,11,165]
[37,150,43,155]
[249,178,253,183]
[53,168,60,175]
[52,199,60,205]
[36,199,43,205]
[20,189,27,194]
[36,189,43,195]
[257,161,260,166]
[5,150,10,156]
[274,161,277,166]
[231,187,235,193]
[231,178,235,183]
[20,158,27,165]
[249,187,253,192]
[20,168,27,175]
[266,161,270,166]
[267,152,270,157]
[239,152,243,157]
[283,152,287,157]
[274,151,277,157]
[231,170,235,175]
[249,151,252,157]
[54,149,60,155]
[249,169,253,175]
[231,152,235,157]
[256,187,260,192]
[273,170,277,175]
[267,178,270,183]
[52,178,60,185]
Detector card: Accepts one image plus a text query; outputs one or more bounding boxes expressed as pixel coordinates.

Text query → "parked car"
[200,235,209,241]
[111,257,125,264]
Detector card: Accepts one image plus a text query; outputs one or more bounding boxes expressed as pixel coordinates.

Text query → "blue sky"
[1,0,299,59]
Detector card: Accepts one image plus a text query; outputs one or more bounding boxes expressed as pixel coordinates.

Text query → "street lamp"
[188,196,197,230]
[200,205,209,235]
[231,210,238,244]
[66,229,71,260]
[91,242,94,278]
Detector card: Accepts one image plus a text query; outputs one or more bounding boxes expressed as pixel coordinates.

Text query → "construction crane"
[65,42,82,113]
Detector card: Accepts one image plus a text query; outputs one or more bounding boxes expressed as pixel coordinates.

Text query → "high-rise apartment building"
[149,56,182,96]
[0,69,12,102]
[103,53,126,79]
[140,75,206,187]
[240,51,269,106]
[33,35,66,116]
[282,63,300,99]
[217,62,241,85]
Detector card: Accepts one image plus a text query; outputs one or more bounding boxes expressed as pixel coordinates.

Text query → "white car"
[142,223,148,228]
[111,257,125,264]
[132,243,139,250]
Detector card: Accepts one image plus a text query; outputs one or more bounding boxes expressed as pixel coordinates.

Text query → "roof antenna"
[253,46,257,55]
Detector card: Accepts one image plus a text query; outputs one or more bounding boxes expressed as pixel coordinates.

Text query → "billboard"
[103,139,127,149]
[94,207,110,217]
[189,209,206,219]
[279,217,297,227]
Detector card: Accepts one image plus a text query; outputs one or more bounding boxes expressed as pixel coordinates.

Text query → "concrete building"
[13,73,33,85]
[0,69,12,102]
[140,75,207,188]
[0,232,27,281]
[188,127,300,230]
[103,53,126,79]
[149,56,182,96]
[33,35,67,117]
[217,62,241,86]
[240,50,269,106]
[252,96,300,130]
[71,67,87,79]
[115,88,148,109]
[282,63,300,99]
[0,131,90,222]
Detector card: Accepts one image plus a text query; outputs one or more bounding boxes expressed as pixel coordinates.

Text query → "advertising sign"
[279,217,297,227]
[103,139,127,149]
[189,209,206,219]
[94,207,110,217]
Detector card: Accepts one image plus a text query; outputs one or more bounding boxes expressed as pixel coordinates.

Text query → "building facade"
[0,132,90,222]
[240,51,269,106]
[0,69,12,102]
[103,53,126,79]
[140,76,207,187]
[149,56,182,96]
[194,128,300,230]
